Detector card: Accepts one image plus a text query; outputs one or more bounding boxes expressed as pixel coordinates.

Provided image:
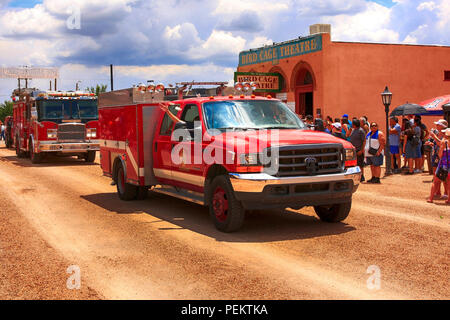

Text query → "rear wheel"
[208,175,245,232]
[84,151,96,163]
[314,201,352,222]
[116,165,137,201]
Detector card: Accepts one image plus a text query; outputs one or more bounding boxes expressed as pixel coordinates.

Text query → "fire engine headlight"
[238,153,262,166]
[47,129,57,139]
[345,148,356,161]
[87,128,97,138]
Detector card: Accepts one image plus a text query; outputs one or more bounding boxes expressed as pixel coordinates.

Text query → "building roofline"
[239,33,322,55]
[331,40,450,49]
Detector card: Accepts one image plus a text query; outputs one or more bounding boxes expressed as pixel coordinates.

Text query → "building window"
[445,71,450,81]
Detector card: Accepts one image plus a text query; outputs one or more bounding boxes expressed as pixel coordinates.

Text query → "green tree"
[0,100,13,123]
[86,84,108,96]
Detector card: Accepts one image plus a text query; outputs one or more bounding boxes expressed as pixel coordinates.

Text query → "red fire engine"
[99,83,361,232]
[4,115,14,148]
[12,88,100,163]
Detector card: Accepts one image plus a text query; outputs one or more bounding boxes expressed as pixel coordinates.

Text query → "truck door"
[170,103,205,192]
[153,104,179,185]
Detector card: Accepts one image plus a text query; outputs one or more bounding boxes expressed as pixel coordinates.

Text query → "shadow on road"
[0,154,99,168]
[81,191,356,243]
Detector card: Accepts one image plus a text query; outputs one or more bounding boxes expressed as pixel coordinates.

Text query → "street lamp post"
[381,86,393,176]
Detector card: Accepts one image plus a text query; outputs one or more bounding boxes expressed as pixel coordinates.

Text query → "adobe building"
[235,24,450,129]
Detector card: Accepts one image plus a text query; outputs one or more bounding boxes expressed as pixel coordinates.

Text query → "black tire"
[116,165,137,201]
[136,186,149,200]
[15,137,25,158]
[84,151,96,163]
[208,175,245,232]
[314,201,352,222]
[29,140,42,164]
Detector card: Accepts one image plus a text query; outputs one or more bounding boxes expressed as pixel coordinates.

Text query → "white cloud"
[188,30,246,60]
[324,2,399,42]
[213,0,288,16]
[294,0,367,16]
[246,36,273,49]
[0,4,63,38]
[417,1,437,11]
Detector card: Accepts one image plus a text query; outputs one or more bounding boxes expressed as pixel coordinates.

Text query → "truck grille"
[266,143,344,177]
[57,124,86,142]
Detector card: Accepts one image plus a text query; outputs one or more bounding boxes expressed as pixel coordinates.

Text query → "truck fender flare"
[113,156,128,184]
[204,164,229,202]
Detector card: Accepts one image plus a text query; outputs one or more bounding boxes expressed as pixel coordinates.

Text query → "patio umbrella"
[418,94,450,115]
[390,103,427,116]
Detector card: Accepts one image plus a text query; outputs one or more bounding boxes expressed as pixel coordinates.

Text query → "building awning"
[419,94,450,115]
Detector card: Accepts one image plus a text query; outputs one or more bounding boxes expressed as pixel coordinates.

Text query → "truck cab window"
[181,104,200,122]
[180,104,200,129]
[159,104,179,135]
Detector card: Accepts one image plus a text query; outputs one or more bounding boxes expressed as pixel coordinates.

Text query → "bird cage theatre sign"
[234,72,282,93]
[236,34,322,93]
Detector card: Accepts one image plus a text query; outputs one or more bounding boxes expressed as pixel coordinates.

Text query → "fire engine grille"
[57,124,86,142]
[266,143,345,177]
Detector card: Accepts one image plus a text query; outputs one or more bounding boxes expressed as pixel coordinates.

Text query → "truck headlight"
[239,153,261,166]
[47,129,57,139]
[345,148,356,161]
[87,128,97,138]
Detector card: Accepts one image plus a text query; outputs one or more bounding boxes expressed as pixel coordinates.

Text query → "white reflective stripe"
[99,139,126,150]
[156,168,204,187]
[138,168,145,177]
[126,145,144,177]
[171,170,205,187]
[154,168,171,180]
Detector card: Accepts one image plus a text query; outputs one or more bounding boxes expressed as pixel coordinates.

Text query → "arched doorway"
[292,63,315,117]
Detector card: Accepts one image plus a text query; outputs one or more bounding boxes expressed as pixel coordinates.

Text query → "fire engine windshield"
[203,100,306,131]
[38,99,98,122]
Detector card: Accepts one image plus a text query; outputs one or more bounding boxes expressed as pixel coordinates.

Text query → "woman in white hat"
[427,127,450,204]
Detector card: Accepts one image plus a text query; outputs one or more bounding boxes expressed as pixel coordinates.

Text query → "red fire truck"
[99,84,361,232]
[12,88,100,163]
[4,115,14,148]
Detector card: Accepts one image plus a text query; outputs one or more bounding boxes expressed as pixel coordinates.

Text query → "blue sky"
[0,0,449,99]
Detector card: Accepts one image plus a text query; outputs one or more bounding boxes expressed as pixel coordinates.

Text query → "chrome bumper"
[39,140,100,153]
[229,166,362,193]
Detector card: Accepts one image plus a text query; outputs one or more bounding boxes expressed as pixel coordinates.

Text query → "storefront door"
[295,84,313,117]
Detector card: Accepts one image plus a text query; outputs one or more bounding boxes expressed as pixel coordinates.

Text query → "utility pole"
[110,64,114,91]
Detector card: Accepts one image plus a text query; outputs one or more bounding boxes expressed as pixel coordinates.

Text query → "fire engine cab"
[99,83,361,232]
[12,88,100,163]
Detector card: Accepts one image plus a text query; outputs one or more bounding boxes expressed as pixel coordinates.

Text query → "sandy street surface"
[0,145,448,300]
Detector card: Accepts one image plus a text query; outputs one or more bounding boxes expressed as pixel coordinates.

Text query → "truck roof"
[174,95,279,104]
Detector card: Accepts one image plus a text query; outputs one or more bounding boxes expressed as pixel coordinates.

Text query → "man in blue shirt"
[389,116,402,173]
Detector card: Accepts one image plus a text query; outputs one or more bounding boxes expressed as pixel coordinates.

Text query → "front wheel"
[314,201,352,222]
[15,138,25,158]
[116,165,137,201]
[208,175,245,232]
[30,142,43,164]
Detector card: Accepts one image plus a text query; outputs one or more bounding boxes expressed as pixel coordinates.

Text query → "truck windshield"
[38,99,98,121]
[203,100,306,131]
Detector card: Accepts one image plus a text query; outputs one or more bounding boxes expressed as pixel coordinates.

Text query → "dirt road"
[0,146,448,300]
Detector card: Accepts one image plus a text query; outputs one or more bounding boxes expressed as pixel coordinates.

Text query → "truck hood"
[211,129,354,151]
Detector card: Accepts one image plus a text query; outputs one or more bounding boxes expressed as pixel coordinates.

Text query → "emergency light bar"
[234,82,259,92]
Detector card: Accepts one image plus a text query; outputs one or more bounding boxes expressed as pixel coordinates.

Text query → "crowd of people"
[302,114,450,203]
